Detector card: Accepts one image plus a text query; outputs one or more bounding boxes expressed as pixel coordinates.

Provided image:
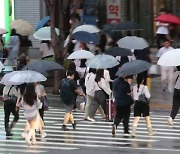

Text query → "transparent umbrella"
[86,54,119,69]
[67,50,94,59]
[73,24,100,34]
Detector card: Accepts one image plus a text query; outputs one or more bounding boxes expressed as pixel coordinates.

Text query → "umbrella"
[72,31,99,45]
[33,26,59,40]
[36,16,50,31]
[116,60,151,77]
[117,36,149,50]
[0,71,24,85]
[103,21,143,32]
[105,47,132,57]
[67,50,94,59]
[73,24,100,34]
[157,49,180,66]
[155,14,180,25]
[10,19,33,36]
[86,54,119,69]
[8,70,47,84]
[21,60,64,76]
[0,28,7,35]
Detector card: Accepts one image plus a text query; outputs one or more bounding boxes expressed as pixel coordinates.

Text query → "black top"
[134,47,151,63]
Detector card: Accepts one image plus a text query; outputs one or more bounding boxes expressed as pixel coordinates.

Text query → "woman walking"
[22,83,42,146]
[131,76,155,137]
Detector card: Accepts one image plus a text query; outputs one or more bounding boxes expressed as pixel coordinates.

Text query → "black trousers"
[39,97,45,121]
[170,89,180,119]
[114,105,131,133]
[4,101,19,129]
[156,34,166,49]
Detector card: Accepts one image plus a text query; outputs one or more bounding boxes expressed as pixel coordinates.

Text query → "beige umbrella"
[10,19,33,36]
[0,28,7,35]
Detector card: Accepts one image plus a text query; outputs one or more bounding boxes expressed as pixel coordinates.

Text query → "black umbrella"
[105,47,132,57]
[116,60,151,77]
[103,21,143,32]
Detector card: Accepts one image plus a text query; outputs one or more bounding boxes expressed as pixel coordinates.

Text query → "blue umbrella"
[72,31,99,45]
[36,16,50,31]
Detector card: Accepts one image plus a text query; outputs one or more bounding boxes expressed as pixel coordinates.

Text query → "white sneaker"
[86,117,95,122]
[21,132,27,139]
[167,117,173,126]
[41,131,47,138]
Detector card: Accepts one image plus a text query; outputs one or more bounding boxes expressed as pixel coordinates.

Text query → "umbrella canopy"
[73,24,100,34]
[0,71,23,85]
[8,70,47,84]
[86,54,119,69]
[72,31,99,45]
[157,49,180,66]
[33,26,59,40]
[117,36,149,50]
[155,14,180,25]
[0,28,7,35]
[105,47,132,57]
[10,19,33,36]
[67,50,94,59]
[21,60,64,76]
[103,21,143,32]
[116,60,151,77]
[36,16,50,31]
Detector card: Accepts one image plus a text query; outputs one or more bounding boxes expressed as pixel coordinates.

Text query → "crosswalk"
[0,106,180,153]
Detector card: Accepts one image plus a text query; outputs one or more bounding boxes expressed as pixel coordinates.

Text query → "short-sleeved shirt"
[156,46,174,58]
[113,77,131,107]
[59,78,78,103]
[40,43,54,58]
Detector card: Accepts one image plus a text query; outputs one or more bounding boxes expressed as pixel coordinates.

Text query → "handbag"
[138,86,149,103]
[43,96,49,111]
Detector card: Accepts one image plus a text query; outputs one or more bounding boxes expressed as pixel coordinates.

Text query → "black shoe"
[72,123,77,130]
[112,124,116,136]
[6,132,13,136]
[61,125,69,131]
[124,132,130,138]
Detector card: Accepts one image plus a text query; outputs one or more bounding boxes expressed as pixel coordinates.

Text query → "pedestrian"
[112,76,134,136]
[59,70,84,131]
[156,8,170,49]
[18,35,32,58]
[2,85,19,137]
[22,83,42,146]
[88,69,111,121]
[156,39,174,93]
[4,29,19,66]
[167,66,180,126]
[131,76,155,137]
[40,40,55,61]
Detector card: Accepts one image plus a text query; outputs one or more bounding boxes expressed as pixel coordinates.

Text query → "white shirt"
[40,43,54,58]
[156,21,169,34]
[3,85,19,97]
[35,84,46,97]
[156,46,174,58]
[132,84,151,100]
[85,72,95,96]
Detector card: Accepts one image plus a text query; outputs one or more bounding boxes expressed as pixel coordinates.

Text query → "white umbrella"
[10,19,33,36]
[8,70,47,84]
[67,50,94,59]
[117,36,149,50]
[86,54,119,69]
[73,24,100,34]
[33,26,59,40]
[0,71,23,85]
[0,28,7,35]
[157,49,180,66]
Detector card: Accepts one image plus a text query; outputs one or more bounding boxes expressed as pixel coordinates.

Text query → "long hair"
[42,40,51,49]
[68,62,76,71]
[95,69,104,82]
[136,76,144,92]
[11,29,17,36]
[23,83,37,106]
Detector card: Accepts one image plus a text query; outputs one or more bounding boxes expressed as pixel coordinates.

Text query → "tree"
[44,0,71,93]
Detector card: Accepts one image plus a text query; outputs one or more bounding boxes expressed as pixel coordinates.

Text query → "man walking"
[156,39,174,93]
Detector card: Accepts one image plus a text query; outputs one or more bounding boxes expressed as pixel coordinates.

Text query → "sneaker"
[167,117,173,126]
[25,138,31,146]
[72,122,77,130]
[124,132,130,137]
[112,124,116,136]
[86,117,95,122]
[21,132,27,139]
[41,131,47,138]
[61,125,69,131]
[131,125,137,137]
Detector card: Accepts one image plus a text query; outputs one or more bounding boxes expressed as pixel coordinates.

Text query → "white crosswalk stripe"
[0,106,180,153]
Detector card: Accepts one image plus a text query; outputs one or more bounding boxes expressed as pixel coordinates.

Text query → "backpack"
[60,79,73,103]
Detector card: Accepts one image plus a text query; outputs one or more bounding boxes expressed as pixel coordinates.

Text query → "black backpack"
[60,79,73,103]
